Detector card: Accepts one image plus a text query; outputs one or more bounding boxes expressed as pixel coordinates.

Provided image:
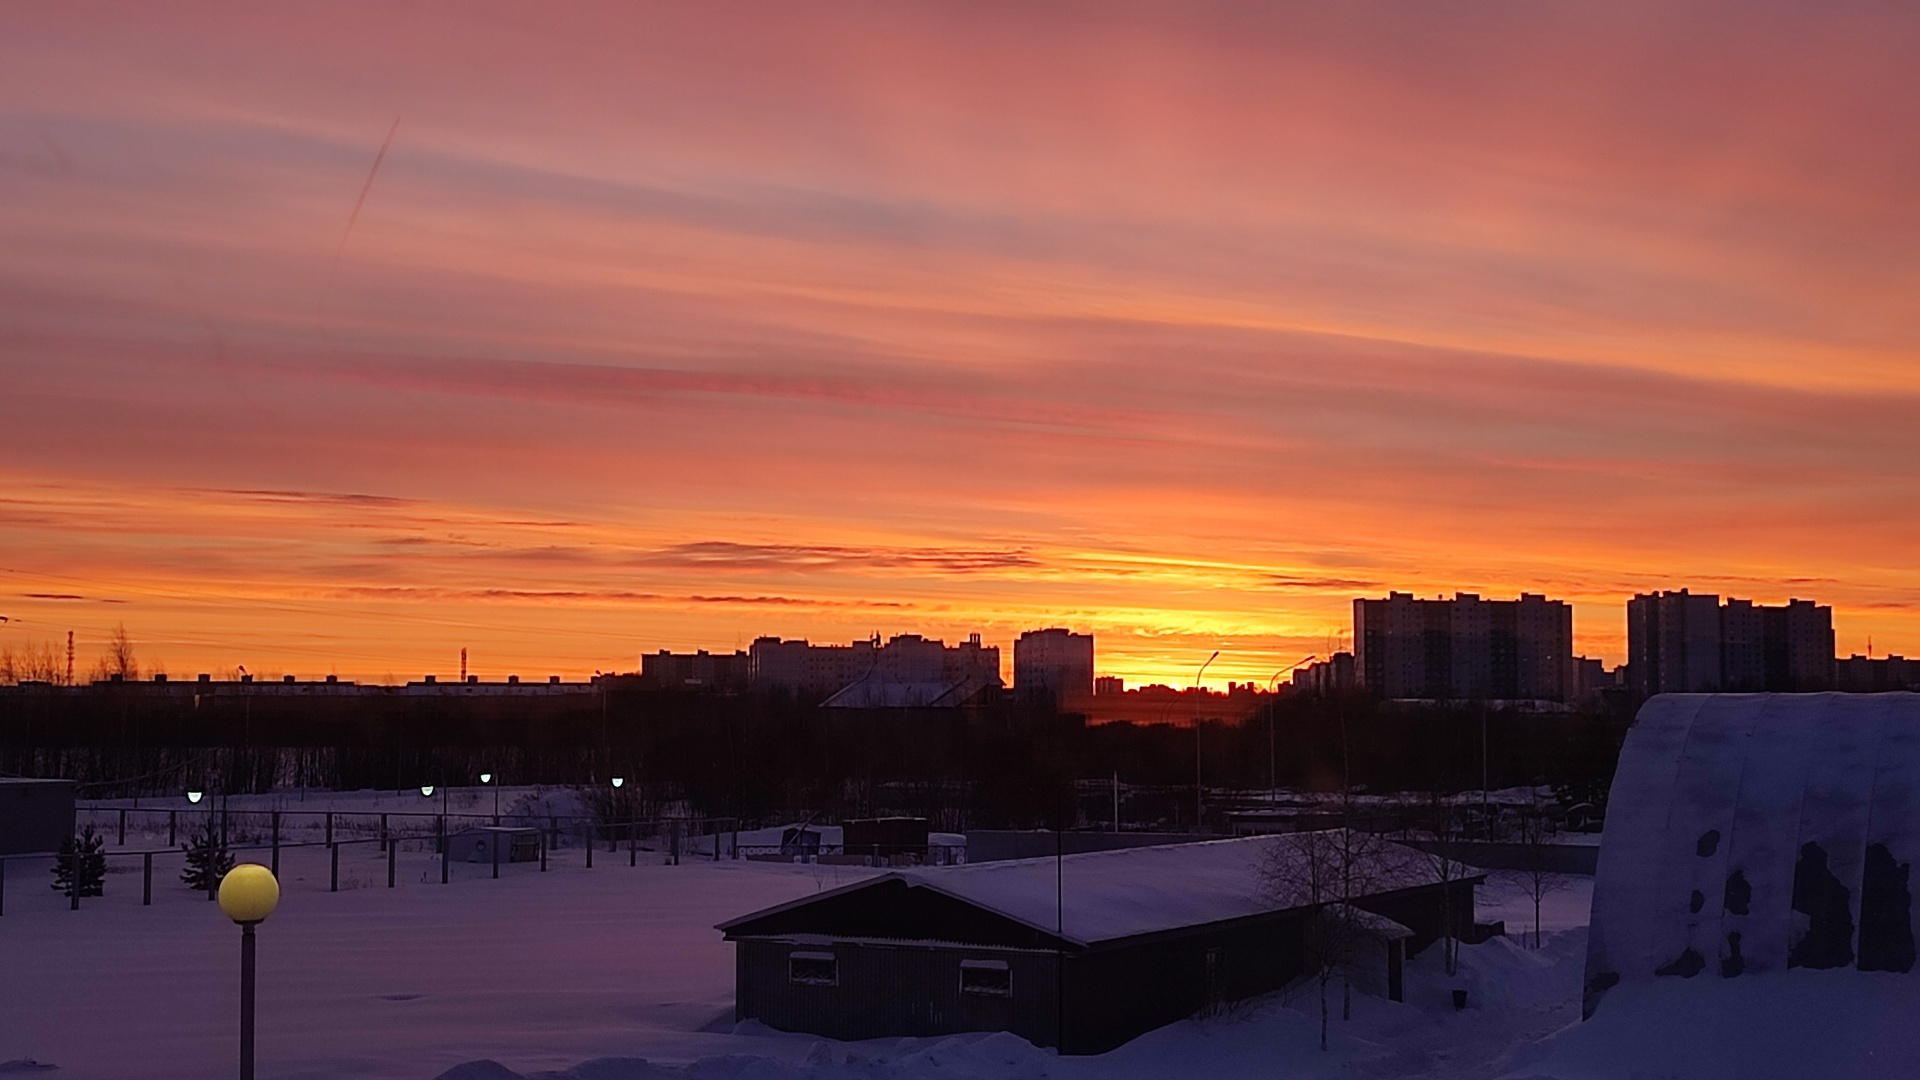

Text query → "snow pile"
[430,1031,1060,1080]
[1505,969,1920,1080]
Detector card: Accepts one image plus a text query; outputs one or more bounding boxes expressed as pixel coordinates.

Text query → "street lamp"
[1266,655,1316,805]
[1192,651,1219,830]
[187,790,205,804]
[481,770,499,820]
[218,863,280,1080]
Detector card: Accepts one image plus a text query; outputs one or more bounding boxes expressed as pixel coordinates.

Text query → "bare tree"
[1511,793,1575,949]
[0,639,66,685]
[1258,827,1404,1051]
[1393,786,1473,976]
[88,624,139,682]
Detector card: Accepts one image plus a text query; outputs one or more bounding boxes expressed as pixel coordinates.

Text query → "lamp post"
[1192,651,1219,831]
[1267,655,1316,806]
[481,771,498,822]
[217,863,280,1080]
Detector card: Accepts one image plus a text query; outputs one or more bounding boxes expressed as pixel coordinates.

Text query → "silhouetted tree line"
[0,682,1629,828]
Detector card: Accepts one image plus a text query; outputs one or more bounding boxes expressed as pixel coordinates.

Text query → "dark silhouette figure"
[1788,842,1854,969]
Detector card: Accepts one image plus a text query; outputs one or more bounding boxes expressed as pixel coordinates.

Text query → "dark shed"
[719,833,1481,1053]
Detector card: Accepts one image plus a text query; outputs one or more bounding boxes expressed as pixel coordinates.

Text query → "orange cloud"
[3,2,1918,686]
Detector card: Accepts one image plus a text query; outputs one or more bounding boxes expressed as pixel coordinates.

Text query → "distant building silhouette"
[1353,592,1573,702]
[748,633,1001,701]
[1093,675,1124,696]
[1626,590,1833,694]
[640,649,749,692]
[1834,654,1920,692]
[1291,652,1356,695]
[1013,628,1094,699]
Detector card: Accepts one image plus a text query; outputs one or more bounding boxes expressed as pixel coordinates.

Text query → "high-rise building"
[1013,628,1095,699]
[1093,675,1124,696]
[1353,592,1573,702]
[1626,591,1833,695]
[1627,589,1724,695]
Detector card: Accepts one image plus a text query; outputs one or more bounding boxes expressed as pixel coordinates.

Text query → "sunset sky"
[3,2,1918,687]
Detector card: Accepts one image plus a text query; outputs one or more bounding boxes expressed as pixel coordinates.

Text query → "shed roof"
[720,832,1477,948]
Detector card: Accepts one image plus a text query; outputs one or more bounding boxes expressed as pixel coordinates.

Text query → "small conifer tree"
[180,820,234,891]
[51,824,107,898]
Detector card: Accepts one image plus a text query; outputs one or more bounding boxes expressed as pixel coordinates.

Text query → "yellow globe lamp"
[218,863,280,925]
[219,863,278,1080]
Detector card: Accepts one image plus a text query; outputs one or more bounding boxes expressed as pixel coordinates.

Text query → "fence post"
[118,808,127,846]
[380,813,389,853]
[388,837,397,888]
[1,857,7,917]
[271,812,280,877]
[71,851,81,911]
[439,817,448,885]
[169,810,177,847]
[208,850,217,901]
[491,834,500,880]
[629,821,637,868]
[732,821,739,861]
[586,825,593,869]
[325,813,333,847]
[539,831,548,873]
[330,843,339,893]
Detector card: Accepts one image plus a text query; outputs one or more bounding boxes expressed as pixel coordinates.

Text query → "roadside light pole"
[1267,655,1316,806]
[218,864,280,1080]
[1192,651,1219,831]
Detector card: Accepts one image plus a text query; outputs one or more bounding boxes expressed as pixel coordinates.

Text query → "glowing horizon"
[4,3,1918,688]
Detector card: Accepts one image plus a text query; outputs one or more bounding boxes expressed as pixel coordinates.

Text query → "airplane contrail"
[334,116,402,264]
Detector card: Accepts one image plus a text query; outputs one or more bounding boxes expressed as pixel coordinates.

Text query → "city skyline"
[5,4,1920,688]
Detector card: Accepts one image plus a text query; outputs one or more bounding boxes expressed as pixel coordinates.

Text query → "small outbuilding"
[718,833,1481,1053]
[0,778,76,855]
[449,826,540,865]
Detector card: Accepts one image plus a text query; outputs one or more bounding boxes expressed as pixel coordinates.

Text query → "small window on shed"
[788,951,838,986]
[960,959,1011,997]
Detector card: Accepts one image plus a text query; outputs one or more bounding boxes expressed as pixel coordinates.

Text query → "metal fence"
[0,804,747,918]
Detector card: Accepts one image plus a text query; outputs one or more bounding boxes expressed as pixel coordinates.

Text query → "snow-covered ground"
[8,791,1908,1080]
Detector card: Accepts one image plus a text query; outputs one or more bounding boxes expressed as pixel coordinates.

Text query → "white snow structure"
[1585,693,1920,1016]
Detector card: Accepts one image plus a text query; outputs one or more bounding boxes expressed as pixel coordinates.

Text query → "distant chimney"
[424,675,436,683]
[549,675,560,684]
[325,674,338,683]
[198,673,211,683]
[283,675,295,683]
[466,675,478,684]
[507,675,520,684]
[240,674,253,683]
[153,674,167,683]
